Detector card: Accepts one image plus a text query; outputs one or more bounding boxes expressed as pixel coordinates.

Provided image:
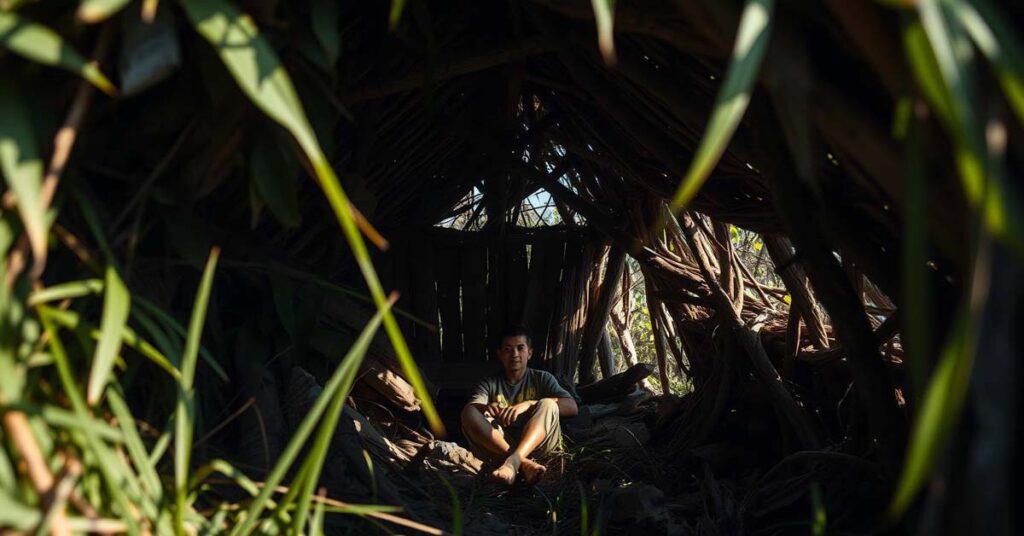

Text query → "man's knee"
[535,398,559,416]
[461,405,484,428]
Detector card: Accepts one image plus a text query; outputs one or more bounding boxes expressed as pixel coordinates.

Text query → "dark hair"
[495,325,532,349]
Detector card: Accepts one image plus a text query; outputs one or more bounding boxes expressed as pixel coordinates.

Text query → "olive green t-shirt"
[468,369,572,407]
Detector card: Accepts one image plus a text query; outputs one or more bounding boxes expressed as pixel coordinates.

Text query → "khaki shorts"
[464,398,563,461]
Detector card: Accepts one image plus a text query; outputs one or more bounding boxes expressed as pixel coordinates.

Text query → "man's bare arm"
[554,397,578,417]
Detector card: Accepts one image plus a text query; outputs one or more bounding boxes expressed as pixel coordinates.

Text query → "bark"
[579,244,628,385]
[677,213,821,450]
[764,235,830,349]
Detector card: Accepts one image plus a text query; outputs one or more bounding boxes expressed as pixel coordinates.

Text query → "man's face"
[497,335,532,376]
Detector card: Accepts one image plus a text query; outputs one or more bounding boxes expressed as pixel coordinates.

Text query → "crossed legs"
[460,399,561,485]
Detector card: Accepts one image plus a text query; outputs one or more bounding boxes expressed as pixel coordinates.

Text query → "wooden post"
[597,328,616,379]
[578,244,628,385]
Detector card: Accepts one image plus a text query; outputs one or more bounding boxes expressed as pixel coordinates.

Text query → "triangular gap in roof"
[434,109,590,230]
[513,150,587,227]
[432,178,587,230]
[435,182,487,231]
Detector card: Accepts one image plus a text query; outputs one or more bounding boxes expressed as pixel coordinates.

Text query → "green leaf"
[229,298,393,536]
[0,11,115,94]
[175,247,220,534]
[108,387,163,502]
[1,402,124,443]
[590,0,617,65]
[388,0,406,29]
[667,0,774,215]
[311,0,341,67]
[889,308,976,518]
[76,0,133,23]
[0,489,39,531]
[181,0,444,435]
[956,0,1024,124]
[310,493,326,536]
[36,306,143,533]
[42,306,180,380]
[27,279,104,305]
[249,136,300,228]
[134,294,228,382]
[907,1,1023,250]
[87,265,131,405]
[0,81,47,280]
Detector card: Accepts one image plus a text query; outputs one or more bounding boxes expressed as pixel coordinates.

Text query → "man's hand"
[483,403,504,419]
[495,401,533,427]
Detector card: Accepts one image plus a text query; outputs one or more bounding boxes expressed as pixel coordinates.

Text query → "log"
[577,363,655,404]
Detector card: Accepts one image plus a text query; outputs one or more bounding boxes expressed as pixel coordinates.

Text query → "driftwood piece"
[359,359,421,413]
[577,363,655,404]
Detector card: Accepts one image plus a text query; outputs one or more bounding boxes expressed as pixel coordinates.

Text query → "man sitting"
[460,326,578,485]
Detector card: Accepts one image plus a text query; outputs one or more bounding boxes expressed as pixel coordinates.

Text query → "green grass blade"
[175,247,220,535]
[229,298,393,536]
[888,309,976,518]
[388,0,406,29]
[149,420,173,467]
[181,0,442,434]
[76,0,133,23]
[0,80,48,279]
[131,306,182,369]
[0,489,40,531]
[957,0,1024,125]
[87,265,131,405]
[666,0,774,215]
[134,295,228,382]
[436,473,462,536]
[189,459,262,500]
[36,306,143,533]
[43,306,180,380]
[909,0,1023,250]
[889,107,1002,523]
[590,0,617,65]
[286,341,367,532]
[2,402,123,443]
[309,490,326,536]
[0,11,115,94]
[108,387,163,501]
[27,279,104,305]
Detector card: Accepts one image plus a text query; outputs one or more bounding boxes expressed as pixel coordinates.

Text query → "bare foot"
[489,453,521,485]
[520,458,547,485]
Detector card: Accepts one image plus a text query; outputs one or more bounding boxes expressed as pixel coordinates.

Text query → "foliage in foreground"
[0,0,1022,533]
